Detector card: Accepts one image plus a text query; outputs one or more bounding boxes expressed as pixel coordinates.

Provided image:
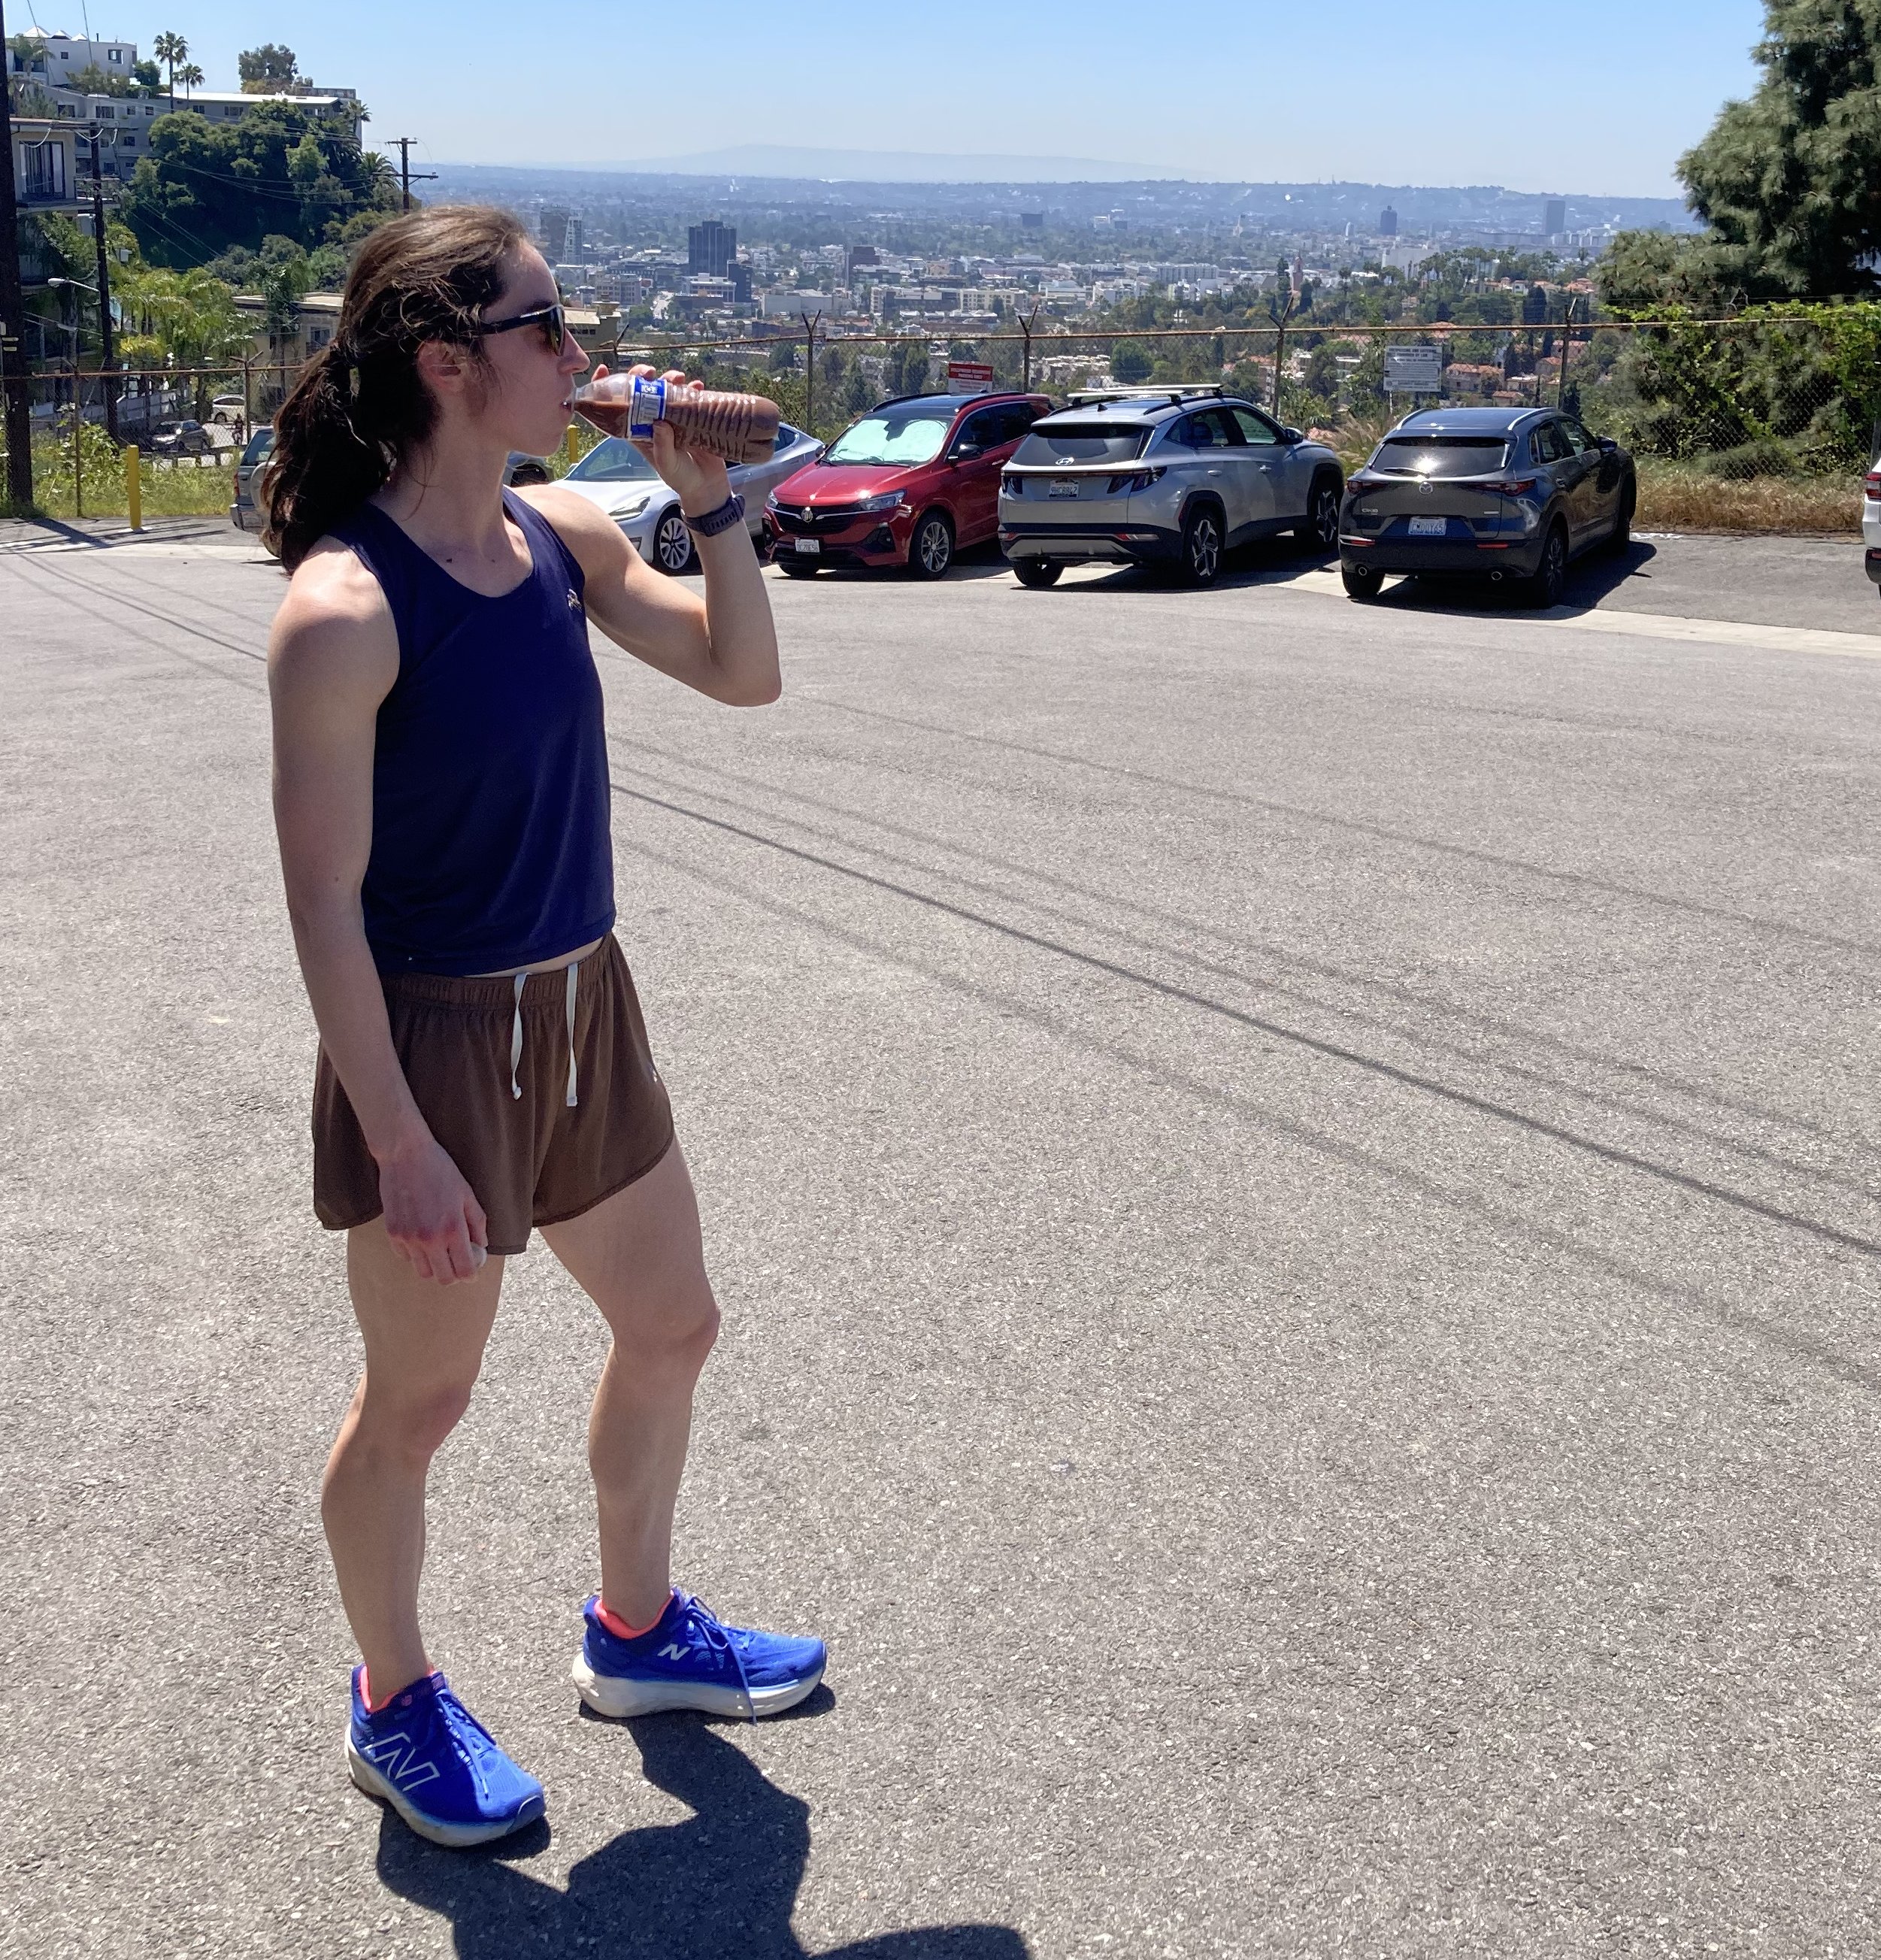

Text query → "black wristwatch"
[684,492,746,538]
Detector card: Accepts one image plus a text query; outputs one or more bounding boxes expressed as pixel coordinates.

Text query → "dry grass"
[1633,462,1858,537]
[27,456,237,523]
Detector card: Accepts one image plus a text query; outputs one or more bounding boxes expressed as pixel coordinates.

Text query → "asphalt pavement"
[5,518,1881,1959]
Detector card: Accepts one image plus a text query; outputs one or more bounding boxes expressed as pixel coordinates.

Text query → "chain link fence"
[8,314,1872,533]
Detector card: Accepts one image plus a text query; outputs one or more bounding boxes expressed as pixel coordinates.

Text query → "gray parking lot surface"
[5,520,1881,1958]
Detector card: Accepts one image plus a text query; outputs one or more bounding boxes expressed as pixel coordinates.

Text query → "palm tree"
[152,31,187,111]
[177,62,204,101]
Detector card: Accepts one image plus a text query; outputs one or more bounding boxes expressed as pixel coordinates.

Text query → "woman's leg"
[320,1219,505,1699]
[540,1144,719,1631]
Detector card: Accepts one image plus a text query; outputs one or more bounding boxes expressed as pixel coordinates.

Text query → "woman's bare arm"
[267,544,489,1283]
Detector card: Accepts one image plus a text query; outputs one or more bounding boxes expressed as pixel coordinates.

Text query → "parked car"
[151,419,215,458]
[207,395,249,427]
[229,426,274,532]
[1338,406,1637,606]
[553,420,823,572]
[1862,458,1881,599]
[766,391,1053,579]
[504,452,555,486]
[997,386,1344,588]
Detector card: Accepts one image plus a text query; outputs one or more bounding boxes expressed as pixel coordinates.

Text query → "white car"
[553,423,824,572]
[1864,460,1881,598]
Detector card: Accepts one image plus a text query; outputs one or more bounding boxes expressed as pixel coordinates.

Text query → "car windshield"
[824,413,953,466]
[565,437,661,483]
[1015,425,1150,466]
[1374,436,1510,477]
[241,429,273,464]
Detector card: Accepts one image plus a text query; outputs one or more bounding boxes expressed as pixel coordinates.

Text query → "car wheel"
[1340,562,1383,601]
[1178,504,1223,586]
[653,507,699,575]
[1013,559,1063,588]
[1609,479,1636,552]
[1522,522,1569,608]
[775,553,820,578]
[1298,473,1343,554]
[908,510,955,579]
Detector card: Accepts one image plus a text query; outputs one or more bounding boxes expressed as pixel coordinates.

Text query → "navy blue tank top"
[329,491,615,975]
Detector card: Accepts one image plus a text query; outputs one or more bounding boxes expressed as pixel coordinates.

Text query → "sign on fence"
[947,361,995,395]
[1383,344,1443,395]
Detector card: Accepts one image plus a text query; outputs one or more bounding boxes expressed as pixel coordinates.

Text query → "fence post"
[1556,309,1571,408]
[71,378,82,520]
[801,311,821,435]
[1020,307,1038,392]
[564,424,580,470]
[126,444,141,531]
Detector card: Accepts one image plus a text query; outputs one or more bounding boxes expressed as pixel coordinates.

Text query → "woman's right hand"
[375,1134,489,1283]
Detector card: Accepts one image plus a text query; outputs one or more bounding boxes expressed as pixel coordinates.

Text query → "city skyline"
[72,0,1766,199]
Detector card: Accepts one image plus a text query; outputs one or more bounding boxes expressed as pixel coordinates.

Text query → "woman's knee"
[350,1374,480,1466]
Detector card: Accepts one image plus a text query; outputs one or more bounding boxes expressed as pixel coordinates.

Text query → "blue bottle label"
[627,377,666,439]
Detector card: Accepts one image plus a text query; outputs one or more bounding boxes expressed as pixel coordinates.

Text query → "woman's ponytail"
[260,204,529,571]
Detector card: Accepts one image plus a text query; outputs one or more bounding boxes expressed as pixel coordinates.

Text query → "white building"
[186,91,364,145]
[5,28,138,83]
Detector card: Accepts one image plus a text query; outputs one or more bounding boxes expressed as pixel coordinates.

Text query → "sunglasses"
[479,299,566,354]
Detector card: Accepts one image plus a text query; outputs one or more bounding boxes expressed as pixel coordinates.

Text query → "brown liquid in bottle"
[572,374,782,465]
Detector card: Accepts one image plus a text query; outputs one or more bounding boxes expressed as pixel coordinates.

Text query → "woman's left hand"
[610,363,733,517]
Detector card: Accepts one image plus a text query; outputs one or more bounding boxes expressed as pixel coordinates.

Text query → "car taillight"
[1108,467,1165,495]
[1344,474,1377,496]
[1864,468,1881,501]
[1486,477,1540,496]
[1003,474,1022,495]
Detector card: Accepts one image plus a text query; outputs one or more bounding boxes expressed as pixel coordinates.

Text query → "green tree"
[1110,339,1152,382]
[152,31,187,111]
[177,62,204,100]
[238,43,300,93]
[1678,1,1881,296]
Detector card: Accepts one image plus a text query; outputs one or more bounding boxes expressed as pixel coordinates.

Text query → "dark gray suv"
[1338,405,1637,607]
[998,386,1345,588]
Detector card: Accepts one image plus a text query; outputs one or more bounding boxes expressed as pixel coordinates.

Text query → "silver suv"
[997,386,1344,587]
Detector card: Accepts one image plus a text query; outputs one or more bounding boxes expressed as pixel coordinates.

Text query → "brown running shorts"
[313,934,674,1255]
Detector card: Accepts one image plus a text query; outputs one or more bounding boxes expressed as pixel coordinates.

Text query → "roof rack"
[1064,384,1225,409]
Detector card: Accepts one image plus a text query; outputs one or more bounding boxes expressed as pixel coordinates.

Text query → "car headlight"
[859,490,904,513]
[612,494,653,519]
[765,492,781,511]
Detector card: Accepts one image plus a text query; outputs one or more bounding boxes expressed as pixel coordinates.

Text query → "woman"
[264,206,824,1849]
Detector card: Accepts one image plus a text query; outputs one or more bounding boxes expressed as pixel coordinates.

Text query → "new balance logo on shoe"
[657,1642,691,1662]
[361,1730,442,1792]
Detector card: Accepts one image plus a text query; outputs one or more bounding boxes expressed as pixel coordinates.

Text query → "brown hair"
[262,204,530,570]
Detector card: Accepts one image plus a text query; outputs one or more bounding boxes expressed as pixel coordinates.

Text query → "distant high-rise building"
[688,219,737,277]
[1021,211,1044,230]
[540,208,571,259]
[847,244,879,281]
[1379,204,1398,238]
[1543,198,1567,238]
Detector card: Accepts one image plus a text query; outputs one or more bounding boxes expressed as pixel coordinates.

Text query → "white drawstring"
[564,959,580,1108]
[510,973,526,1100]
[507,958,583,1106]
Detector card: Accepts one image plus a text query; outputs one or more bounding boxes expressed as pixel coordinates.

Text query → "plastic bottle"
[571,374,781,465]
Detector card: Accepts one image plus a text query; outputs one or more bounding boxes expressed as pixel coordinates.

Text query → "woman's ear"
[414,338,474,400]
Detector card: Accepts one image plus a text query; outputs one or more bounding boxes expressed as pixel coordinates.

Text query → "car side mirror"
[1280,426,1304,444]
[953,442,983,462]
[1597,435,1617,453]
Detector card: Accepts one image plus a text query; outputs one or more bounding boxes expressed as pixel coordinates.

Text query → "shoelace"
[672,1592,756,1723]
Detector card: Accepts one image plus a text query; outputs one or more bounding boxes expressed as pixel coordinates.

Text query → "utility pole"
[390,138,437,214]
[0,0,39,510]
[87,126,118,440]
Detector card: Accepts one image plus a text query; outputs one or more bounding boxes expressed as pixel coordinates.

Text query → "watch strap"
[685,492,746,538]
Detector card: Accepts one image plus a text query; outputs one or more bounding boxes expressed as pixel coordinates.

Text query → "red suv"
[765,390,1053,579]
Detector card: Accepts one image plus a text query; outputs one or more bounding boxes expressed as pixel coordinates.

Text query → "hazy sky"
[58,0,1768,196]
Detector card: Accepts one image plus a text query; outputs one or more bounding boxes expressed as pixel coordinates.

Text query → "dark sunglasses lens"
[541,304,564,353]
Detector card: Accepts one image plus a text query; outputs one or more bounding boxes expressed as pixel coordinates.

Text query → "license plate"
[793,536,820,554]
[1049,478,1080,498]
[1408,516,1448,537]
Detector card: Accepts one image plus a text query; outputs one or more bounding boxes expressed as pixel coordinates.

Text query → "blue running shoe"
[345,1668,546,1847]
[572,1591,826,1720]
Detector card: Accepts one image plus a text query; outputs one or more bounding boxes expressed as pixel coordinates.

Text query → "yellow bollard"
[126,445,141,532]
[565,424,580,470]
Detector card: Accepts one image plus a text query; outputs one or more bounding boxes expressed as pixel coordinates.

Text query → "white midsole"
[570,1653,823,1720]
[344,1734,538,1848]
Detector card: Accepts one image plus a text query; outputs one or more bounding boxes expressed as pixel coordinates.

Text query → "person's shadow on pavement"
[374,1699,1030,1959]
